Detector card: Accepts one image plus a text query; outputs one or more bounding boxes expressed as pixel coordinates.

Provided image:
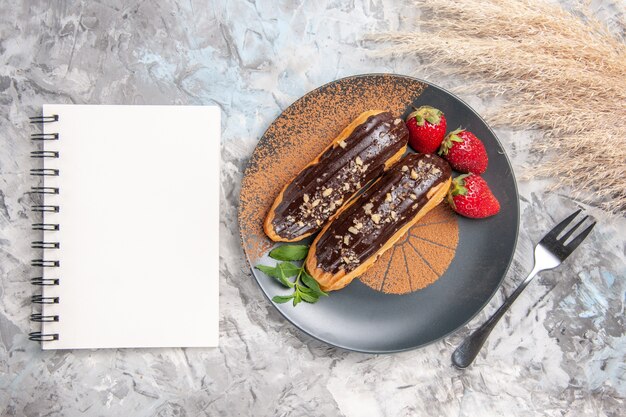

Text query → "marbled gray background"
[0,1,624,416]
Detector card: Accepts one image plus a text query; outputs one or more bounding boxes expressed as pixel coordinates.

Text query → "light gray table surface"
[1,1,624,416]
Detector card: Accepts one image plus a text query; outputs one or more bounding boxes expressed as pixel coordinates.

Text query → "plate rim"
[238,72,520,354]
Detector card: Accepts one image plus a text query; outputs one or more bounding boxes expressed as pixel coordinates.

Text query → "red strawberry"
[448,174,500,219]
[405,106,447,153]
[439,128,488,174]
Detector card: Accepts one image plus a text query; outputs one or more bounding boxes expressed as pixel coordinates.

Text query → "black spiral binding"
[32,223,60,231]
[31,314,59,322]
[31,187,59,194]
[30,133,59,141]
[29,114,61,343]
[31,151,59,158]
[30,168,59,176]
[28,332,59,342]
[31,205,60,213]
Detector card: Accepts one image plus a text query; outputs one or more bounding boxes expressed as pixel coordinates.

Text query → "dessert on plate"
[264,110,409,242]
[305,153,452,292]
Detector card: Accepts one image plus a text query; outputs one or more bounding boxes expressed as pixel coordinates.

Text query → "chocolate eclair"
[305,153,452,292]
[264,110,409,242]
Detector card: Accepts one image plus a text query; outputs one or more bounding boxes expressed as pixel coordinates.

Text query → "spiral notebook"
[29,105,220,349]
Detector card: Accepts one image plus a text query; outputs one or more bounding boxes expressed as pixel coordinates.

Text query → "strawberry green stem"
[450,174,470,196]
[408,106,443,127]
[438,128,465,155]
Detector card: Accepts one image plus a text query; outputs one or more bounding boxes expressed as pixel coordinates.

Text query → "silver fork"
[451,209,596,368]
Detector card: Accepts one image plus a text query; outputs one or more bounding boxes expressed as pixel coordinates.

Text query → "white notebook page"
[40,105,219,349]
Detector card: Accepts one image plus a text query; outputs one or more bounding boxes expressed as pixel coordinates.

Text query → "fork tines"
[543,209,596,251]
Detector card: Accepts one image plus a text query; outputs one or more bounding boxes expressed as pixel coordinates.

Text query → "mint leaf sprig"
[255,244,328,307]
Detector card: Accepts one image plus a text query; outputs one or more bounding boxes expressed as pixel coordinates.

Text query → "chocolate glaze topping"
[272,112,409,240]
[313,153,452,274]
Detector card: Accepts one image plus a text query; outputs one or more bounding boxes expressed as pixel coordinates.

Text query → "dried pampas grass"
[368,0,626,214]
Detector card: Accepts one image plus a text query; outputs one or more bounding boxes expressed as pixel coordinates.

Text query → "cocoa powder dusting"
[382,246,413,294]
[239,75,426,262]
[239,74,458,295]
[359,204,458,294]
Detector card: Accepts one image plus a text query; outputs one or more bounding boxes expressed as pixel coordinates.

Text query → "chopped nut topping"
[311,199,320,207]
[356,182,361,189]
[410,193,417,199]
[363,203,374,214]
[355,156,363,166]
[402,165,409,172]
[335,198,343,206]
[322,188,333,197]
[297,221,305,227]
[371,213,381,224]
[342,256,351,264]
[315,219,321,226]
[338,139,347,148]
[303,194,309,203]
[410,169,419,180]
[348,226,359,234]
[355,222,363,230]
[393,118,402,125]
[391,211,397,220]
[343,235,351,245]
[385,193,392,202]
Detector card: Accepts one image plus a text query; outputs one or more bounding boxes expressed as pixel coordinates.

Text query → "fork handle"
[451,266,541,368]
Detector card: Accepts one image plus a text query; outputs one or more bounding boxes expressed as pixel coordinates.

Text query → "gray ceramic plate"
[239,74,519,353]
